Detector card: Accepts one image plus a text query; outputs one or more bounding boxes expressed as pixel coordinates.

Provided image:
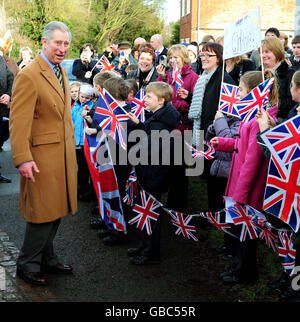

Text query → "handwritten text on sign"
[223,7,261,59]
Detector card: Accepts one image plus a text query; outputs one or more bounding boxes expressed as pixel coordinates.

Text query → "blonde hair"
[292,70,300,87]
[240,70,278,106]
[93,71,115,87]
[261,37,285,63]
[146,82,173,103]
[279,32,289,48]
[19,46,33,59]
[70,81,81,89]
[227,54,248,66]
[168,44,191,66]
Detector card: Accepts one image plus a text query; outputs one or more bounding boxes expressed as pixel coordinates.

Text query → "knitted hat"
[80,84,94,96]
[118,41,131,49]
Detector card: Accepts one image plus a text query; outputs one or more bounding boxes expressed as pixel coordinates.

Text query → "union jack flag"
[84,128,126,232]
[277,230,296,276]
[128,189,162,235]
[93,89,129,150]
[252,217,278,252]
[166,209,198,241]
[263,156,300,232]
[205,210,237,238]
[122,167,138,206]
[172,59,183,91]
[233,77,274,123]
[226,203,258,241]
[185,140,216,160]
[218,82,240,117]
[94,55,121,76]
[129,88,146,122]
[261,115,300,167]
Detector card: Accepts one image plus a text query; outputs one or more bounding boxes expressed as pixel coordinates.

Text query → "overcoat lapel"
[37,55,65,115]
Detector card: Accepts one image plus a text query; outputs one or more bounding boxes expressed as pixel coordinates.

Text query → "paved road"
[0,139,209,303]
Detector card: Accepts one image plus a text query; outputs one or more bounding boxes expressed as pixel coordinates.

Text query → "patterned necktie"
[54,65,64,91]
[155,50,159,64]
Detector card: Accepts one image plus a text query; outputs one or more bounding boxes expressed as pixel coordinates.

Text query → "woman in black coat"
[72,43,99,85]
[0,55,14,181]
[261,37,296,120]
[188,42,235,217]
[126,46,158,90]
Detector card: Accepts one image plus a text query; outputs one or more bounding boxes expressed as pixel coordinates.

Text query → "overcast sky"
[163,0,180,23]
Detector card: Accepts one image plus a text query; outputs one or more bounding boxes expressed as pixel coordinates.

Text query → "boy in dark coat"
[127,81,180,265]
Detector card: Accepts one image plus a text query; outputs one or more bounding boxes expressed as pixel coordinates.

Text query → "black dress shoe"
[222,272,240,285]
[221,254,233,261]
[0,175,11,183]
[219,268,234,279]
[41,263,73,274]
[222,272,257,285]
[127,247,142,257]
[130,255,160,265]
[16,268,47,286]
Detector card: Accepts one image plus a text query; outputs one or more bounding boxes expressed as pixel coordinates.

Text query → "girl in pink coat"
[211,70,278,285]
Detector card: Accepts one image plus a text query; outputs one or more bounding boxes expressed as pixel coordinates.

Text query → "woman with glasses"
[188,42,235,222]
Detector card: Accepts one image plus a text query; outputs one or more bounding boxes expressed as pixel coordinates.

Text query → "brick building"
[180,0,296,44]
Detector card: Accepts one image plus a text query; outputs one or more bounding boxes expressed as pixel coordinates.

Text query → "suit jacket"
[9,54,77,223]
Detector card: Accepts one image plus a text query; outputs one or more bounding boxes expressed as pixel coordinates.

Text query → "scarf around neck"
[188,67,217,146]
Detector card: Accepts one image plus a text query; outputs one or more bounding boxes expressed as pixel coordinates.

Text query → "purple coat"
[215,105,277,211]
[157,64,199,133]
[206,116,241,178]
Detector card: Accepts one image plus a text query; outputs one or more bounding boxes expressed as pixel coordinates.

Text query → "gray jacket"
[0,56,14,114]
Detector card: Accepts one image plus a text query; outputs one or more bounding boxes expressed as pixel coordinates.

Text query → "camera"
[158,55,168,67]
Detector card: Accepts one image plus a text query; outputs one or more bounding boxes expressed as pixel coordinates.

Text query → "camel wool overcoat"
[9,54,77,223]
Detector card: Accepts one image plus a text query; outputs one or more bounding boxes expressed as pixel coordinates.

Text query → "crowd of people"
[1,21,300,301]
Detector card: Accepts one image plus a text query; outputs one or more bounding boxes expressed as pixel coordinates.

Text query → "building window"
[181,0,185,17]
[186,0,190,15]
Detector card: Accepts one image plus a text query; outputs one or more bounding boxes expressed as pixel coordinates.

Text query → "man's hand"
[18,161,40,182]
[0,94,10,105]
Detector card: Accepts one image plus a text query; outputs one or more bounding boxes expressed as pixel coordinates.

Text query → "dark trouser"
[17,219,61,272]
[140,215,162,259]
[208,175,236,255]
[0,116,9,147]
[167,164,188,212]
[232,238,258,281]
[135,192,163,259]
[76,147,90,194]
